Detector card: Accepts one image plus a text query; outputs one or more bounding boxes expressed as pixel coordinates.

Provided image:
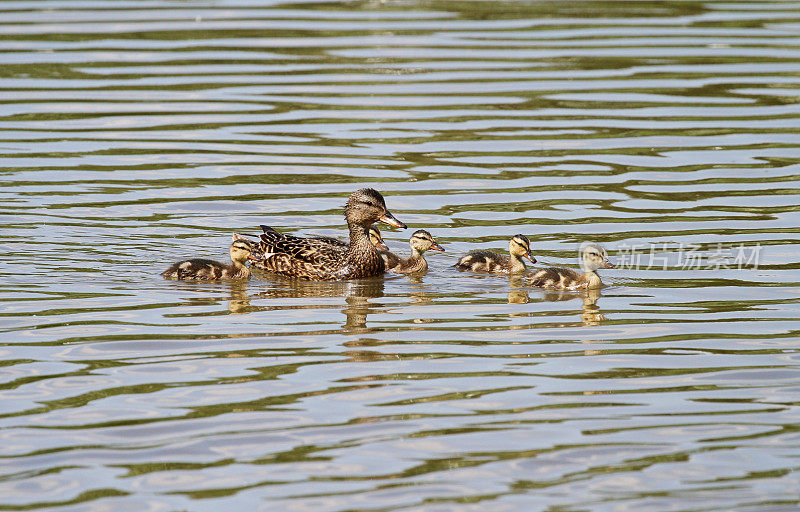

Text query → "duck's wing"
[308,234,348,247]
[254,226,348,280]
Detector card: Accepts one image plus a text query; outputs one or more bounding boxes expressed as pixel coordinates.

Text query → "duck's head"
[368,226,390,251]
[345,188,406,229]
[509,234,536,263]
[580,242,614,272]
[231,233,262,262]
[409,229,444,253]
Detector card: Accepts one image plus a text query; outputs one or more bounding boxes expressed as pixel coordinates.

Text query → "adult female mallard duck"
[161,234,262,280]
[454,234,536,274]
[529,242,614,290]
[253,188,406,280]
[381,229,444,274]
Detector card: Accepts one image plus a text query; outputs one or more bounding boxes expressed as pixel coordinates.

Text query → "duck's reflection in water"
[507,275,530,306]
[508,276,607,327]
[341,279,385,332]
[507,289,530,305]
[540,288,606,326]
[237,276,385,333]
[168,281,253,314]
[581,289,605,326]
[228,282,251,314]
[404,271,435,305]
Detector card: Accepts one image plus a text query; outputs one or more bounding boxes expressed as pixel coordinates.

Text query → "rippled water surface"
[3,0,800,510]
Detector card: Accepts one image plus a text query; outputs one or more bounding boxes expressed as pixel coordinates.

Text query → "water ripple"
[2,0,800,510]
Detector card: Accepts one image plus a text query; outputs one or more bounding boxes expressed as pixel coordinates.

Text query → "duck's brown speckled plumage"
[529,242,614,290]
[454,234,535,274]
[252,188,406,280]
[162,234,262,281]
[380,229,444,274]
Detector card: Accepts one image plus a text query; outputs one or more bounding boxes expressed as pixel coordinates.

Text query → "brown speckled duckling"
[529,242,614,290]
[162,234,262,280]
[454,234,535,274]
[252,188,406,280]
[381,229,444,274]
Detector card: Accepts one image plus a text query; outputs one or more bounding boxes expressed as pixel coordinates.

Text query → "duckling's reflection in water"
[542,288,606,326]
[510,281,607,327]
[241,276,385,333]
[404,272,435,305]
[507,289,530,304]
[508,275,530,307]
[167,281,254,314]
[228,283,252,314]
[581,289,605,326]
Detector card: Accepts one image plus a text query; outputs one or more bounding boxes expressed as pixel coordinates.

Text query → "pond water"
[2,0,800,510]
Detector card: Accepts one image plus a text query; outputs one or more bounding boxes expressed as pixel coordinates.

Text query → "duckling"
[311,225,389,252]
[253,188,406,280]
[528,242,614,290]
[381,229,445,274]
[454,234,535,274]
[369,226,390,251]
[161,234,262,280]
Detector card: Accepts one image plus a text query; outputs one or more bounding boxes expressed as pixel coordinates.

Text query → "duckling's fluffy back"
[162,258,250,280]
[454,250,510,273]
[528,266,584,290]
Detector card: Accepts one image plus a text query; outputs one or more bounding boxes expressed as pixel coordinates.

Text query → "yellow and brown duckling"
[253,188,406,280]
[161,234,262,280]
[529,242,614,290]
[381,229,445,274]
[454,234,536,274]
[368,226,390,251]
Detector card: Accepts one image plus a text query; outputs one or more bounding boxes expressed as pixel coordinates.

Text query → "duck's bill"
[525,252,537,264]
[379,211,407,229]
[603,260,615,269]
[375,241,390,251]
[248,253,264,261]
[430,242,445,252]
